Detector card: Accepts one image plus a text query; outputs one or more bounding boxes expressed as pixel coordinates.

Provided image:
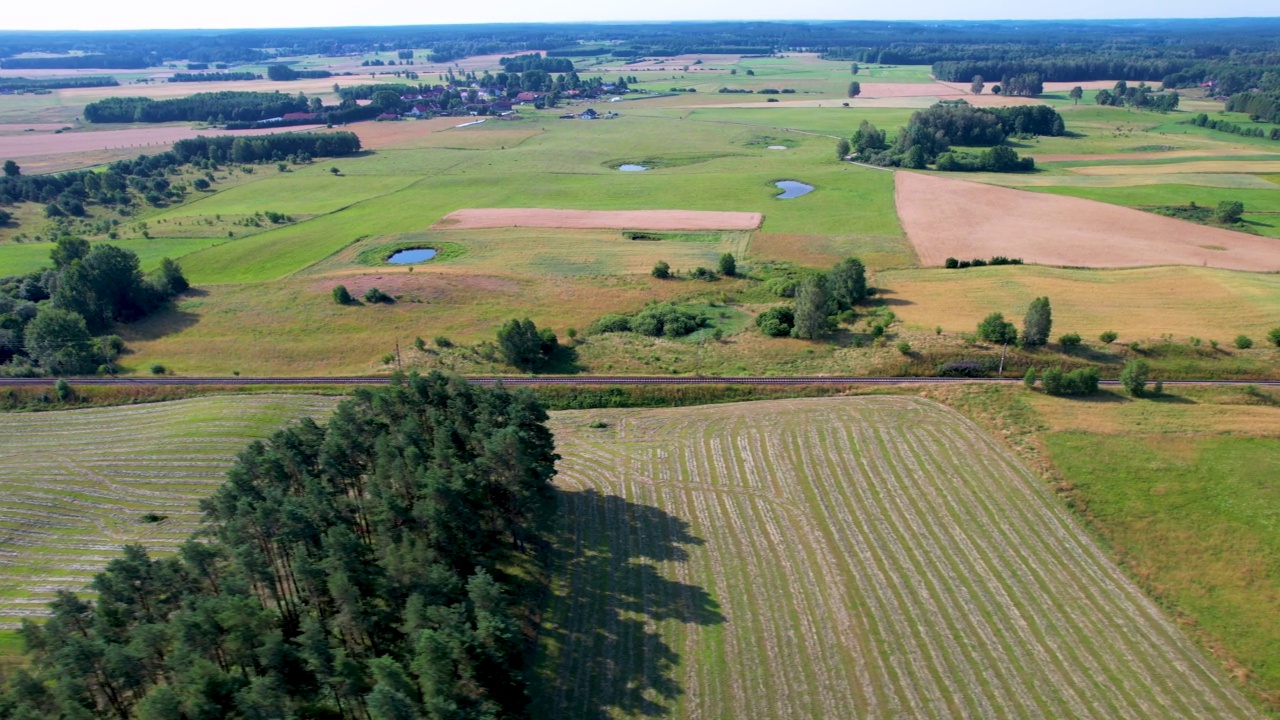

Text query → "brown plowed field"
[895,171,1280,271]
[433,208,763,231]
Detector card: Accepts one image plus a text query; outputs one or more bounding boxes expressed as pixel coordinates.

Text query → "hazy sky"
[7,0,1273,31]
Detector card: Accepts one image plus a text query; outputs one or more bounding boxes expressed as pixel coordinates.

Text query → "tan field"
[895,171,1280,271]
[1036,149,1280,163]
[0,123,322,159]
[434,208,764,231]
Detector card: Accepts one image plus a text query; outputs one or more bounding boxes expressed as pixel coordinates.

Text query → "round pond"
[387,248,438,264]
[774,180,814,199]
[618,164,649,172]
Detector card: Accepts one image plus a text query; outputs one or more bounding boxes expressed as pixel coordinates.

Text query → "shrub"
[413,337,426,351]
[54,378,73,402]
[1215,200,1244,224]
[1023,366,1036,389]
[1041,366,1099,396]
[149,363,166,375]
[651,260,670,279]
[332,284,352,304]
[434,336,452,348]
[1269,327,1280,347]
[977,312,1018,344]
[1234,334,1253,349]
[944,257,959,269]
[896,340,911,354]
[690,266,717,281]
[591,314,632,333]
[756,306,795,337]
[718,253,737,277]
[1120,359,1150,397]
[1058,333,1081,348]
[938,360,987,377]
[363,287,391,304]
[1099,330,1118,343]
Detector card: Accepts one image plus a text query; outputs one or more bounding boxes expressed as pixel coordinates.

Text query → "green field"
[536,396,1259,718]
[0,394,339,632]
[0,393,1262,718]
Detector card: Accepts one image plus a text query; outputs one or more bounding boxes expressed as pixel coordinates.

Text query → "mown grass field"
[536,396,1260,719]
[0,394,338,640]
[1010,385,1280,712]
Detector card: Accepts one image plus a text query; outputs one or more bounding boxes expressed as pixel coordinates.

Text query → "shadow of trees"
[534,487,723,720]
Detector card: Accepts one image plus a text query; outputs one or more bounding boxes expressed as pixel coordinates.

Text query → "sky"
[5,0,1274,31]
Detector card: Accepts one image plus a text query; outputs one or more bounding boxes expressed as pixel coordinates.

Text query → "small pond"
[618,164,649,172]
[774,180,814,199]
[767,145,788,150]
[387,248,438,264]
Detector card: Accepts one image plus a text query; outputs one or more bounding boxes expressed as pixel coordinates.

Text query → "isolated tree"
[836,137,851,159]
[332,284,352,304]
[1215,200,1244,224]
[1022,296,1052,347]
[651,260,670,279]
[718,252,737,277]
[977,312,1018,345]
[1100,330,1118,344]
[1023,366,1037,389]
[970,75,985,95]
[1069,86,1084,104]
[791,277,831,339]
[2,160,18,177]
[497,317,547,369]
[1120,359,1149,397]
[154,257,189,295]
[827,256,867,310]
[1235,335,1253,349]
[850,63,860,75]
[329,166,340,175]
[848,81,861,98]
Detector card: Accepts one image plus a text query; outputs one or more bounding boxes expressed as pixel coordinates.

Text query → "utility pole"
[998,342,1008,377]
[395,341,402,371]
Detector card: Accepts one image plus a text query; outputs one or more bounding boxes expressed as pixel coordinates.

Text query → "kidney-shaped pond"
[387,248,438,264]
[774,180,814,199]
[618,164,649,172]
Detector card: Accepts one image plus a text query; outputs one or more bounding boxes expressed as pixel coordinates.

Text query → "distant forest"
[2,19,1280,87]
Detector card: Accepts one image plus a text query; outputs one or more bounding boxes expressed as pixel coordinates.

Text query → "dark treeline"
[933,58,1188,84]
[266,64,333,81]
[499,53,575,74]
[0,372,557,718]
[83,91,308,123]
[1227,90,1280,124]
[0,53,151,69]
[0,151,189,212]
[172,132,362,164]
[168,71,260,83]
[0,76,118,91]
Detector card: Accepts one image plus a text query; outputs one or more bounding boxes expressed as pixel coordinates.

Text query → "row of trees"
[1094,81,1180,111]
[172,132,361,165]
[168,72,260,83]
[265,64,332,81]
[0,372,557,718]
[499,53,575,73]
[84,91,309,124]
[1185,113,1280,141]
[1225,90,1280,123]
[1,237,188,375]
[977,297,1053,348]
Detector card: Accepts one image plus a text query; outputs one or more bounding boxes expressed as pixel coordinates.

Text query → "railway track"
[1,375,1279,388]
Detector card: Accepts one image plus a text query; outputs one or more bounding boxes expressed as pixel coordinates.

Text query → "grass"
[534,395,1258,718]
[0,236,232,277]
[0,395,339,638]
[880,264,1280,343]
[1027,184,1280,239]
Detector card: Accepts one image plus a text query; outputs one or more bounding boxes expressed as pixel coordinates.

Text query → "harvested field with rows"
[0,395,337,631]
[537,396,1260,719]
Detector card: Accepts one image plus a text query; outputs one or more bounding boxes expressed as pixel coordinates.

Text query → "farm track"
[537,397,1262,719]
[1,375,1278,388]
[0,395,338,629]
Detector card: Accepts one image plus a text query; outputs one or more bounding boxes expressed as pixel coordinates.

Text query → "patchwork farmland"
[537,396,1260,719]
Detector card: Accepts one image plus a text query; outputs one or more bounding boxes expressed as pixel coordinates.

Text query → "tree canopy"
[0,373,558,719]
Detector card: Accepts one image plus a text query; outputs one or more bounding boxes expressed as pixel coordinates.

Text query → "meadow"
[0,391,1265,719]
[536,396,1259,718]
